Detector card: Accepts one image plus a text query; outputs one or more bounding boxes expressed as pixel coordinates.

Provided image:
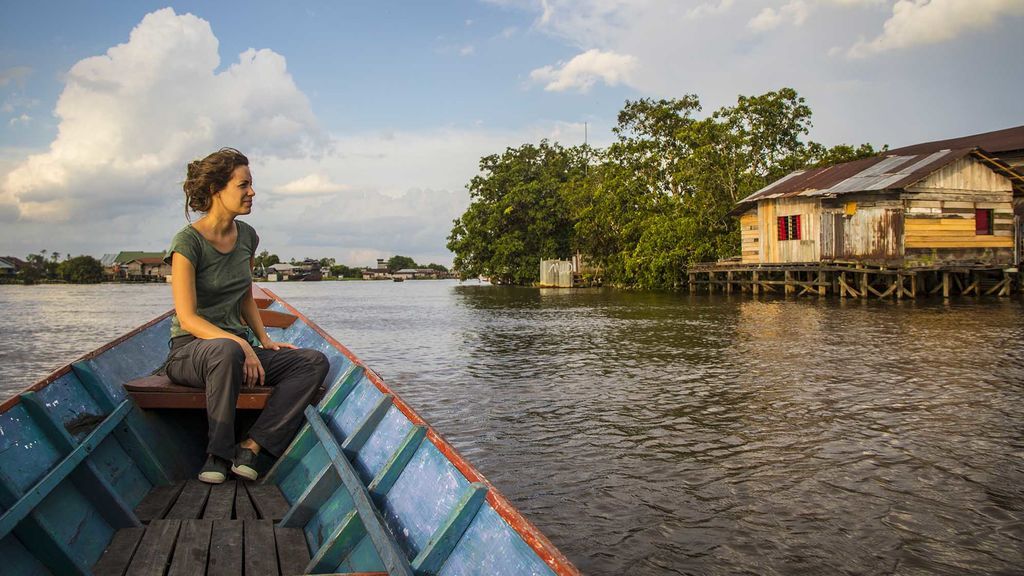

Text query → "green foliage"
[57,255,103,283]
[386,255,417,272]
[447,141,588,283]
[330,264,362,278]
[449,88,881,289]
[426,263,448,273]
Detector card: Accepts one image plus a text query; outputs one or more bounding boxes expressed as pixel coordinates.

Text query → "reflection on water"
[2,282,1022,575]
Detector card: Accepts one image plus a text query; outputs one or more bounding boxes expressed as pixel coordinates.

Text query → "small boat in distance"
[0,285,579,575]
[393,277,404,282]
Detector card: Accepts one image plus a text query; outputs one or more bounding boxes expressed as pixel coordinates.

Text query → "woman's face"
[213,165,254,216]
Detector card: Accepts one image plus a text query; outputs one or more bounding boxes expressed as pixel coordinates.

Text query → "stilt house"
[734,126,1024,268]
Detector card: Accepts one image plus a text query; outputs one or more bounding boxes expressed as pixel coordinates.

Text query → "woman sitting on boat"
[161,148,329,484]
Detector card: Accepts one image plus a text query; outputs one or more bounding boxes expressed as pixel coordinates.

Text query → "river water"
[1,281,1022,575]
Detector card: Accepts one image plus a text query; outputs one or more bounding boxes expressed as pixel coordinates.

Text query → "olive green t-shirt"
[165,220,259,341]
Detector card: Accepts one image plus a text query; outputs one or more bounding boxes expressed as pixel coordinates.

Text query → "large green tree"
[447,141,588,284]
[387,255,418,272]
[57,255,103,283]
[450,88,879,289]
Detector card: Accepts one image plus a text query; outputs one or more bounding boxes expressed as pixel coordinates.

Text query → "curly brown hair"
[182,148,249,221]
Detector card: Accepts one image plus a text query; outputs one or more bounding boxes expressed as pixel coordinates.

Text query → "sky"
[1,1,1022,267]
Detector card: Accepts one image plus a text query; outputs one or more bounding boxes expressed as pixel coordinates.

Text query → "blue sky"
[2,1,1023,266]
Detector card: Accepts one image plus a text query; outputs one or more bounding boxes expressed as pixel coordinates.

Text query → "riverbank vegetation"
[447,88,881,288]
[1,252,104,284]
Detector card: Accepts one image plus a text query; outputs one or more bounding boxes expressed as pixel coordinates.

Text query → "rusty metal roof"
[737,148,977,206]
[887,125,1024,156]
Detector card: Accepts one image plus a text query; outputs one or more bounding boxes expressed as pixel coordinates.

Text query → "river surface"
[1,281,1022,575]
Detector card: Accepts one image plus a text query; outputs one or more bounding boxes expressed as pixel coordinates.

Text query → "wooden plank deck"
[93,480,310,576]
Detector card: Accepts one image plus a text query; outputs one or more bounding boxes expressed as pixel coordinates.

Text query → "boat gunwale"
[0,309,176,414]
[262,286,581,576]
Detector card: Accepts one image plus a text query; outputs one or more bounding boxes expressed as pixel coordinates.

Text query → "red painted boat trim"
[262,286,581,575]
[0,309,176,415]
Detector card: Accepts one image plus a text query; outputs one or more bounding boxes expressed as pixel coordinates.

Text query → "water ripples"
[2,282,1022,575]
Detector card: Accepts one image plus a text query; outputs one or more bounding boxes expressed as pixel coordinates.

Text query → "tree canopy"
[449,88,880,288]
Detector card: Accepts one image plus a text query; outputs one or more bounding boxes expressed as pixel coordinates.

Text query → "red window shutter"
[778,216,787,241]
[794,215,802,240]
[975,209,991,235]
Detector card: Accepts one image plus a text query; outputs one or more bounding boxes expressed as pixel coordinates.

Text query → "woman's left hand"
[262,341,297,351]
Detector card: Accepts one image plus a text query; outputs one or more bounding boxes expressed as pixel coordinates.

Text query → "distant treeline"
[254,252,449,278]
[4,252,104,284]
[447,88,883,289]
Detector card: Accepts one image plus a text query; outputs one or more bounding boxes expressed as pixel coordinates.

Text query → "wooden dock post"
[784,271,794,296]
[726,271,733,294]
[942,271,950,299]
[752,271,759,295]
[689,272,695,294]
[817,270,826,297]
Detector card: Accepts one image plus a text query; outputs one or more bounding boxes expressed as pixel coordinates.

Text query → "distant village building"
[362,258,391,280]
[0,257,18,277]
[105,251,168,281]
[733,125,1024,269]
[393,268,439,280]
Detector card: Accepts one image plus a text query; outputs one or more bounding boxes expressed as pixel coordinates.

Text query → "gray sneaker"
[198,454,229,484]
[231,445,259,481]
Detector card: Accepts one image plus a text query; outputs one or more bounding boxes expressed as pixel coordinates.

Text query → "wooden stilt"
[942,271,950,299]
[726,271,733,294]
[784,271,794,295]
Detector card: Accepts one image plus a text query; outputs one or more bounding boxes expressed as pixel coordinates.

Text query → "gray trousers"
[164,336,329,460]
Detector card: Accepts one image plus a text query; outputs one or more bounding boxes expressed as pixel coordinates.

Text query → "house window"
[777,215,802,241]
[975,209,993,235]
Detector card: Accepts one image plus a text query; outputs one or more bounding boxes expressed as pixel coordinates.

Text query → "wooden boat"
[0,286,579,575]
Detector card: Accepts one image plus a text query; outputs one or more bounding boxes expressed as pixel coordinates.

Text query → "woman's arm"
[171,252,265,385]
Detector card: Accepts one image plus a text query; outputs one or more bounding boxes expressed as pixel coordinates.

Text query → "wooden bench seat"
[125,375,276,409]
[125,302,303,409]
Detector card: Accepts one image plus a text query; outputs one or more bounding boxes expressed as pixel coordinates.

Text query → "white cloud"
[1,8,322,223]
[748,1,810,31]
[460,45,476,56]
[530,48,636,92]
[274,173,349,196]
[8,114,31,126]
[848,0,1024,58]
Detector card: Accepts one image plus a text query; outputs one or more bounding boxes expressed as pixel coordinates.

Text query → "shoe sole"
[231,464,258,481]
[198,471,226,484]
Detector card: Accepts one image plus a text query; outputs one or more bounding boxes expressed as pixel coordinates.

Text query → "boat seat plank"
[252,285,273,309]
[134,482,186,523]
[167,519,213,576]
[126,519,180,576]
[92,526,145,576]
[124,375,272,410]
[203,481,236,520]
[244,519,278,576]
[235,482,258,519]
[274,525,311,576]
[246,483,290,522]
[165,480,211,520]
[207,519,243,576]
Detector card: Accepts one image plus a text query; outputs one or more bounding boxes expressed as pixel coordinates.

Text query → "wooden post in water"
[818,270,826,297]
[784,271,794,296]
[726,271,733,294]
[689,272,695,294]
[752,271,759,295]
[942,271,950,299]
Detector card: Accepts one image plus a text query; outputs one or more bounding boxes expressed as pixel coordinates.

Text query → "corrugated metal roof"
[737,148,975,206]
[887,125,1024,156]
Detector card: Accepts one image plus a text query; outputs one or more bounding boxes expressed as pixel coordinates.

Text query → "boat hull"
[0,286,579,575]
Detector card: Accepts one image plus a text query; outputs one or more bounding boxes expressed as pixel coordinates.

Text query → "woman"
[162,148,328,484]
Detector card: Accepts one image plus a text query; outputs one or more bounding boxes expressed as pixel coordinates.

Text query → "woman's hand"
[261,340,297,351]
[242,343,266,387]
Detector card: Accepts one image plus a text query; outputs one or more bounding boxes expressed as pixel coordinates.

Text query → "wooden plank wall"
[739,212,759,264]
[756,198,821,263]
[902,156,1014,265]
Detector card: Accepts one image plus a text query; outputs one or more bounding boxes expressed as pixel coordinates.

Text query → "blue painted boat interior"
[0,296,565,575]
